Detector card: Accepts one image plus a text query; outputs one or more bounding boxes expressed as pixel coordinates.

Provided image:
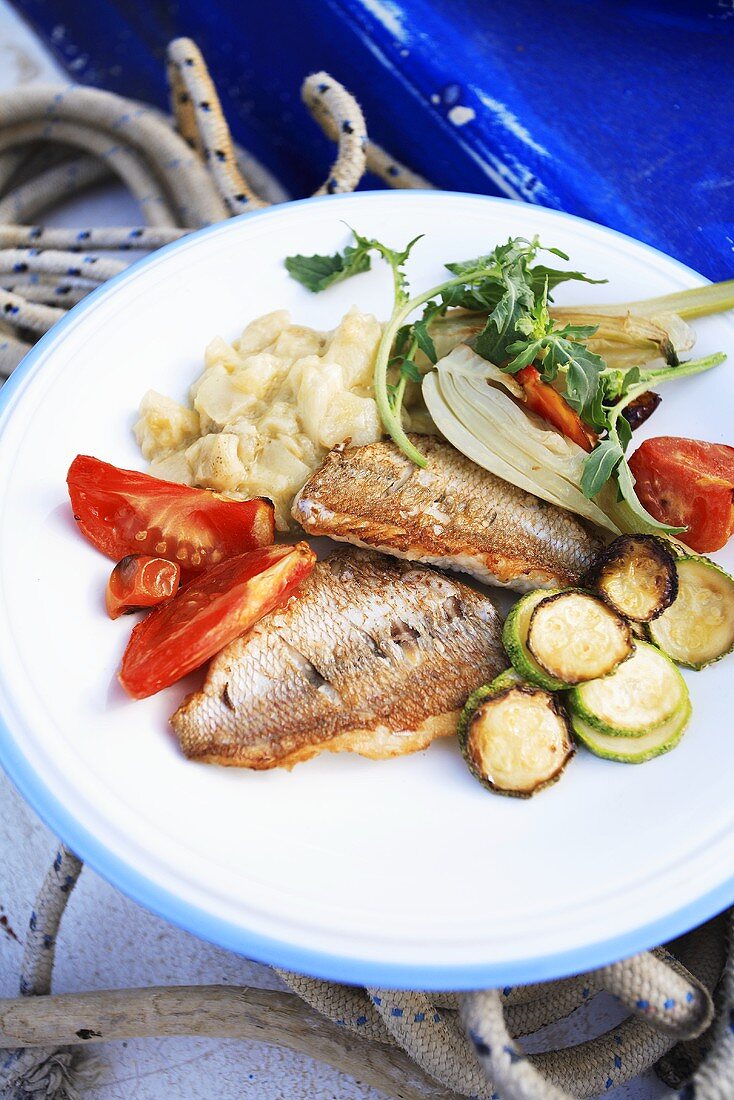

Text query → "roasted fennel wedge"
[526,590,632,685]
[422,347,621,533]
[459,683,574,798]
[570,699,691,764]
[586,535,678,622]
[647,557,734,669]
[567,642,688,737]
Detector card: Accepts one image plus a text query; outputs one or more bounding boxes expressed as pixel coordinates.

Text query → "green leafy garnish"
[284,234,373,292]
[284,229,726,532]
[286,230,605,465]
[581,353,726,532]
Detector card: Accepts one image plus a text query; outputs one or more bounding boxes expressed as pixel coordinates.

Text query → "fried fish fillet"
[172,548,505,768]
[293,435,602,591]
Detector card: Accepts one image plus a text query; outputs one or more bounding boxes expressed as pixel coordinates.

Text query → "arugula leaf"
[581,353,724,530]
[400,359,423,383]
[503,286,607,428]
[285,240,372,292]
[284,227,424,296]
[474,266,535,364]
[616,412,632,451]
[615,460,685,533]
[412,315,438,364]
[581,439,624,498]
[504,338,544,371]
[551,339,607,429]
[350,228,423,304]
[529,264,607,298]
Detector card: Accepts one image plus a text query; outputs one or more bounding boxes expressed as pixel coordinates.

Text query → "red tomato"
[119,542,315,699]
[629,436,734,553]
[106,555,181,620]
[67,456,275,582]
[516,366,597,452]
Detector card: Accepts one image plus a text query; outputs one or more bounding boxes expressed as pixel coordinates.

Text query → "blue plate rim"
[0,189,730,989]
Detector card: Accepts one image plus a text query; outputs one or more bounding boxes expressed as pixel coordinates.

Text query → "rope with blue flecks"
[0,36,431,379]
[1,36,733,1100]
[0,847,87,1099]
[1,845,730,1100]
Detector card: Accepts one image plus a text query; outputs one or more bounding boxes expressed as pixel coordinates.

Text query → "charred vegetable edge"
[647,556,734,670]
[570,697,691,763]
[502,589,568,691]
[526,588,632,685]
[586,534,678,623]
[566,641,688,737]
[458,683,574,798]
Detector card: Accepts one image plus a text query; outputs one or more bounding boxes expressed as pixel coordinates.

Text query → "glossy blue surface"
[11,0,734,281]
[0,192,731,987]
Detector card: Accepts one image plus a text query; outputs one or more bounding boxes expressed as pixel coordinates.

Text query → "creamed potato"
[135,307,422,529]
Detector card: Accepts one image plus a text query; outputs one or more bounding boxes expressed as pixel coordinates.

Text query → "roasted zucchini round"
[567,641,688,737]
[587,534,678,622]
[502,589,567,691]
[647,556,734,670]
[458,683,574,798]
[487,667,523,692]
[570,697,691,763]
[526,590,632,686]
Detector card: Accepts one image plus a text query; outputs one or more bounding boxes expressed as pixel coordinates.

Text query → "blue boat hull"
[11,0,734,280]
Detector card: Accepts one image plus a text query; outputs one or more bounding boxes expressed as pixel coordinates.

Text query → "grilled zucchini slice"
[502,589,567,690]
[458,684,574,797]
[570,697,691,763]
[488,667,522,692]
[567,641,688,736]
[647,557,734,669]
[587,534,678,622]
[526,590,632,685]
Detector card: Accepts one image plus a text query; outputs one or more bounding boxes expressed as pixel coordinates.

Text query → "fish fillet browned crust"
[172,548,505,769]
[292,435,602,591]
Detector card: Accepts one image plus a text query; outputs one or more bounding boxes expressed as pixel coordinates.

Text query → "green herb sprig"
[287,229,601,466]
[581,353,725,531]
[285,229,726,533]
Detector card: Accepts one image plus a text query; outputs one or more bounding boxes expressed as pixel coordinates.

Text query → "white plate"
[1,191,733,989]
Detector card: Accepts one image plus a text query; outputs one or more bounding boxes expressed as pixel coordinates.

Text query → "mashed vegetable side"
[135,307,431,529]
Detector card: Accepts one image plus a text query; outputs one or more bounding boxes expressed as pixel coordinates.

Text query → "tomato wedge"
[119,542,315,699]
[516,366,597,452]
[106,555,181,619]
[67,456,275,581]
[629,436,734,553]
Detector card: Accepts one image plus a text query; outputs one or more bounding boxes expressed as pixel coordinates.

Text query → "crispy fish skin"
[172,548,505,769]
[292,435,602,591]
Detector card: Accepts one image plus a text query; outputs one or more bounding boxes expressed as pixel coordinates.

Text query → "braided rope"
[681,908,734,1100]
[0,289,64,335]
[657,915,728,1087]
[0,121,181,229]
[595,947,713,1039]
[365,139,434,189]
[0,282,89,307]
[167,38,267,213]
[301,72,368,195]
[278,961,714,1099]
[0,225,188,252]
[0,248,128,281]
[0,85,228,226]
[0,155,109,224]
[0,330,31,378]
[0,846,83,1099]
